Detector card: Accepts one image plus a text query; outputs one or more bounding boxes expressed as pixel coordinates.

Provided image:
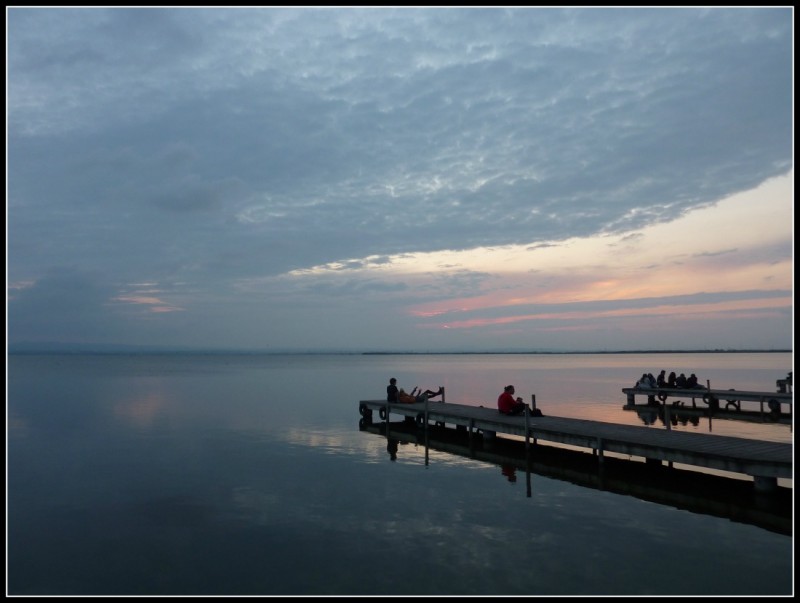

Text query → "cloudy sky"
[7,7,794,352]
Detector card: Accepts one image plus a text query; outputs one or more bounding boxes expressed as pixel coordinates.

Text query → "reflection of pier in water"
[360,420,792,537]
[626,403,793,430]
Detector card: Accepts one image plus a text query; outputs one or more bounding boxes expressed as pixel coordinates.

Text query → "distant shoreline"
[360,350,793,355]
[7,347,793,356]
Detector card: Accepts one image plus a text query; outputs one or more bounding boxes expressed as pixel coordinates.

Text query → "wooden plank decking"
[358,400,793,489]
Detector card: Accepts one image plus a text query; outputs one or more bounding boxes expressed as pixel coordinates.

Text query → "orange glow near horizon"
[419,295,791,330]
[205,172,791,346]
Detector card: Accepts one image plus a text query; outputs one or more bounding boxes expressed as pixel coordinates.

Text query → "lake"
[6,352,793,595]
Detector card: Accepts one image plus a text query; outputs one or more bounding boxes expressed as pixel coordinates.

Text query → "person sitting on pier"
[389,378,443,404]
[685,373,703,389]
[396,388,418,403]
[396,387,437,404]
[497,385,529,416]
[675,373,688,388]
[655,370,670,402]
[636,373,658,405]
[387,378,399,402]
[667,372,677,388]
[416,386,444,400]
[635,374,654,389]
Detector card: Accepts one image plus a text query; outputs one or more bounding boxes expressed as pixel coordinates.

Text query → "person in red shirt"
[497,385,528,415]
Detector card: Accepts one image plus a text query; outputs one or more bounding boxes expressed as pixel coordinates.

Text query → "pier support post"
[526,466,532,498]
[468,419,476,455]
[754,475,778,493]
[524,407,530,454]
[424,397,429,466]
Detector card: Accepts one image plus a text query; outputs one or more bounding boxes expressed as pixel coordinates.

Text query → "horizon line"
[6,345,793,356]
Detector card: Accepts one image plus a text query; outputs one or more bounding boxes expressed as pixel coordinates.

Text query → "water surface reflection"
[8,353,792,596]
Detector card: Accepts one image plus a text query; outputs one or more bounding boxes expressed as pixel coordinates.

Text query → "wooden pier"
[358,399,792,491]
[622,386,793,412]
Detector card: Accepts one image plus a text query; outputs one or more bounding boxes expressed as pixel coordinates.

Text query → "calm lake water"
[7,352,793,596]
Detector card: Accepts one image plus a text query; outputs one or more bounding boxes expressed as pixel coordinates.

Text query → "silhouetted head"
[390,378,396,385]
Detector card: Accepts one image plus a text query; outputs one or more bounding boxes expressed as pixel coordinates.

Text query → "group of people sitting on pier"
[634,370,706,407]
[635,370,704,391]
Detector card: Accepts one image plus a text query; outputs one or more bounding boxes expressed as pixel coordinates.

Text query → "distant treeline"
[361,350,792,355]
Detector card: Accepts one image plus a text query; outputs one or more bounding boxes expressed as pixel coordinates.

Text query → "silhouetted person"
[396,387,432,403]
[647,373,657,404]
[498,385,528,416]
[387,378,398,402]
[417,386,444,400]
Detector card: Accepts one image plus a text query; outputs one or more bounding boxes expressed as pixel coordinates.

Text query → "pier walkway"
[358,399,792,491]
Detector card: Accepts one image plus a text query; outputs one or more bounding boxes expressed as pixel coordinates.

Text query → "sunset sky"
[7,7,793,352]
